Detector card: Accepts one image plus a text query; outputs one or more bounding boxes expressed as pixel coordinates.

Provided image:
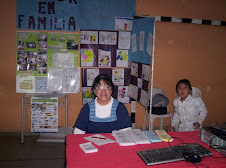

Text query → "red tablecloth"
[66,131,226,168]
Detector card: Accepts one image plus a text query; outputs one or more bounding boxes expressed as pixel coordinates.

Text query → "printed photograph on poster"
[99,31,117,45]
[118,31,131,49]
[98,49,111,67]
[81,48,94,67]
[35,77,47,92]
[142,64,150,81]
[131,62,138,77]
[116,50,128,67]
[31,97,58,132]
[62,67,80,93]
[112,68,124,86]
[115,17,133,31]
[82,87,95,105]
[128,84,138,100]
[80,31,98,44]
[131,33,137,53]
[147,32,153,57]
[87,69,99,86]
[117,86,130,103]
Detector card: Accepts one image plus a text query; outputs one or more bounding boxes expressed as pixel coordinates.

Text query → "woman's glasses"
[95,85,111,91]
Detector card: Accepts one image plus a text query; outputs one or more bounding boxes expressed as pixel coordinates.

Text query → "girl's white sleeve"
[196,97,208,125]
[171,99,180,127]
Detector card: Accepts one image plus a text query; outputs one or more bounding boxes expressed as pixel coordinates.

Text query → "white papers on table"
[79,142,98,153]
[127,129,150,144]
[112,130,136,146]
[112,129,150,146]
[84,134,115,146]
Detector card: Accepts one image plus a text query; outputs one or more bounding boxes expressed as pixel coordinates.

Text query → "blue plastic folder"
[143,131,162,142]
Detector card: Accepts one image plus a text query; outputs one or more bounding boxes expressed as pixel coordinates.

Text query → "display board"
[80,30,131,67]
[128,62,150,107]
[81,68,131,104]
[16,31,80,93]
[129,17,155,64]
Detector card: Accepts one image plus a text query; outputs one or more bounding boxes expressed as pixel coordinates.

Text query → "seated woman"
[73,74,132,134]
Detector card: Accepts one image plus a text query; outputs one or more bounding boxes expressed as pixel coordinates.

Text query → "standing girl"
[168,79,208,132]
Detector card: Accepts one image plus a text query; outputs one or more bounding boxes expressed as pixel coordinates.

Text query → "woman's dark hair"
[92,74,114,91]
[176,79,192,94]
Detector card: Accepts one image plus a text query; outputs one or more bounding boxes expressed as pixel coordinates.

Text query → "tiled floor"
[0,135,66,168]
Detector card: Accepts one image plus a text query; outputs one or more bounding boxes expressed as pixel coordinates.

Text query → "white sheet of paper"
[131,33,137,53]
[147,32,153,57]
[84,134,115,146]
[140,31,144,51]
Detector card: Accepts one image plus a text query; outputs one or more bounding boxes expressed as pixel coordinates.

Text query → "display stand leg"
[21,95,24,144]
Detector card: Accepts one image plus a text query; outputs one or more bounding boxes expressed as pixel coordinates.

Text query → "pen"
[91,136,107,140]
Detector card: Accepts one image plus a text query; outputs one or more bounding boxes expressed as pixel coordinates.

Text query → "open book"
[112,129,150,146]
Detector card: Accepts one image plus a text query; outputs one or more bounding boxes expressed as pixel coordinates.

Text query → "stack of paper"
[112,129,150,146]
[143,131,162,142]
[112,130,136,146]
[79,142,98,153]
[155,130,173,142]
[127,129,150,144]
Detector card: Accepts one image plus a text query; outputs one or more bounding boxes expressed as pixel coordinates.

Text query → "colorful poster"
[116,50,129,67]
[81,48,94,67]
[82,87,95,105]
[87,69,99,86]
[98,49,111,67]
[112,68,124,86]
[31,97,58,133]
[115,17,133,31]
[80,31,98,44]
[16,31,79,93]
[118,86,130,103]
[118,31,131,49]
[99,31,117,45]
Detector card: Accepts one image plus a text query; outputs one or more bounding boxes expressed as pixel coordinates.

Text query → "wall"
[0,0,225,132]
[137,0,226,128]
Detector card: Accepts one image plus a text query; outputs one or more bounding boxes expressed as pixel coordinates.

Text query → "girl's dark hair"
[92,74,114,91]
[176,79,192,93]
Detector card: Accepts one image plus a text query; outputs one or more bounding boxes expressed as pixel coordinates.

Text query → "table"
[66,131,226,168]
[21,93,68,144]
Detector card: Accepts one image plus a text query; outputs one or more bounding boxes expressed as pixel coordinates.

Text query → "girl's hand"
[194,122,200,130]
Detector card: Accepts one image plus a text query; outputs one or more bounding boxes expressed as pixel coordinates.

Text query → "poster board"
[16,31,80,93]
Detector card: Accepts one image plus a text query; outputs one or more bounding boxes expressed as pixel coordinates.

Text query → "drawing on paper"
[112,68,124,86]
[98,49,111,67]
[87,69,99,86]
[81,48,94,67]
[116,50,128,67]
